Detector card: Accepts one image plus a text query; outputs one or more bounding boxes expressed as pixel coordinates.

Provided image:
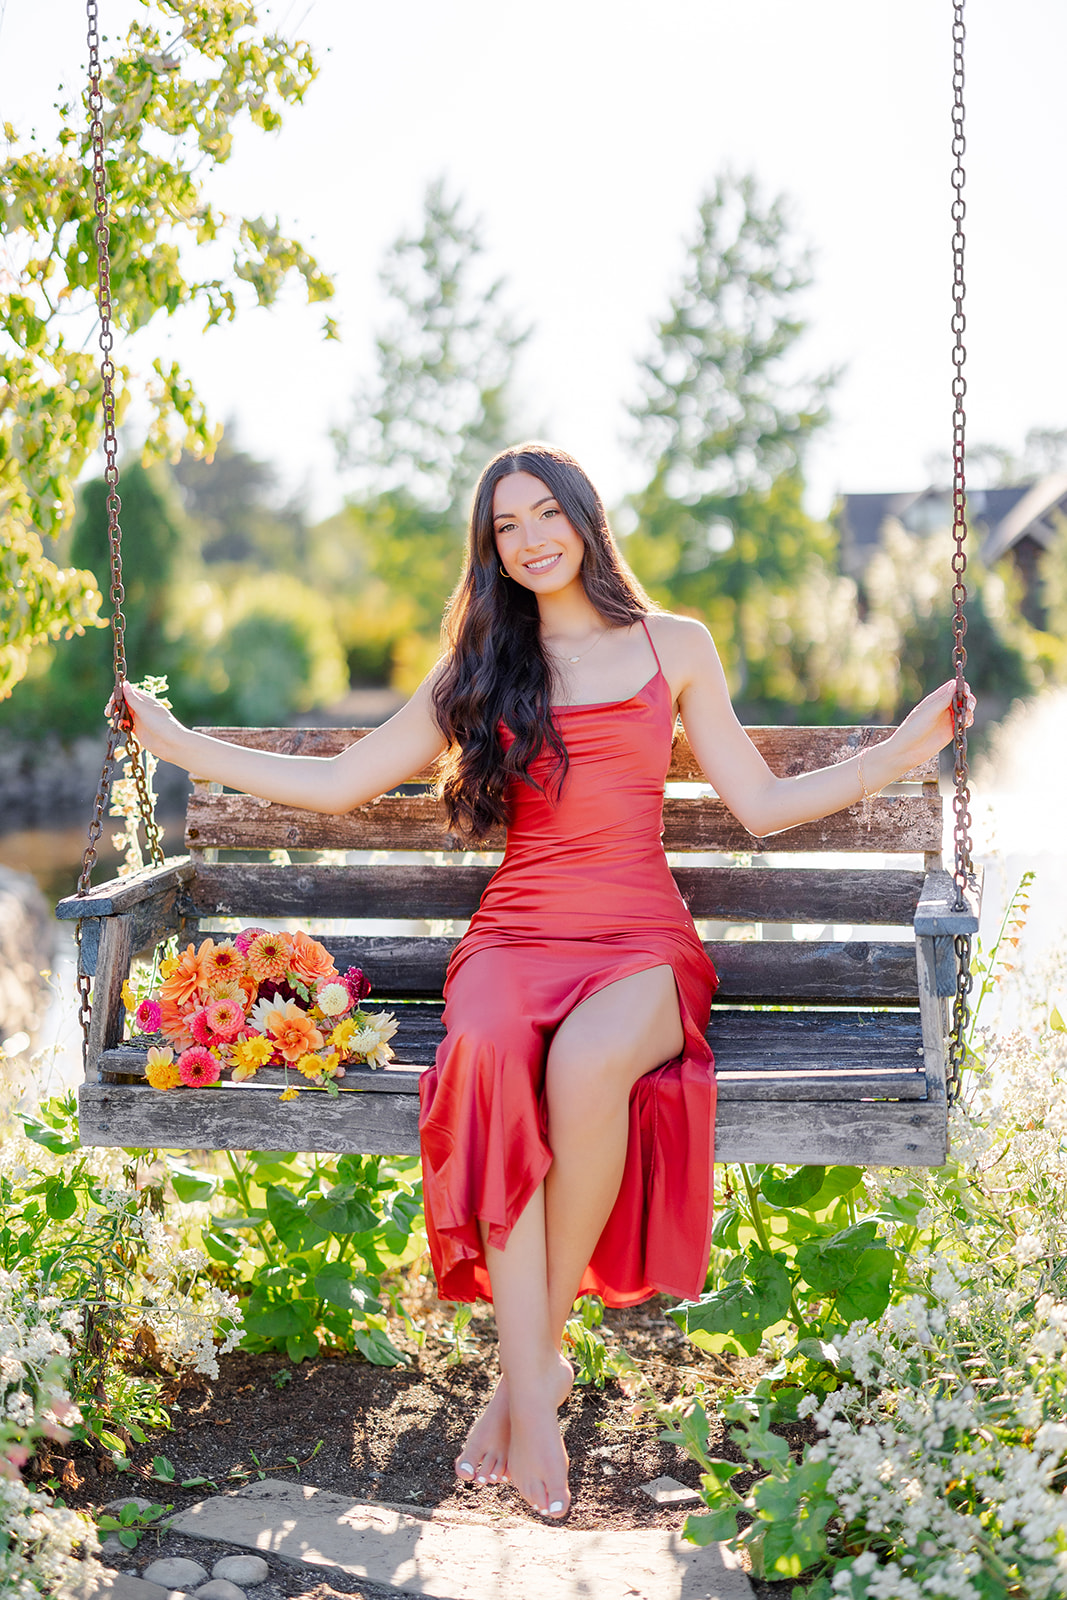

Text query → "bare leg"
[499,966,684,1517]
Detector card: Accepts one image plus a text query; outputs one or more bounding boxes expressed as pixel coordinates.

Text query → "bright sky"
[4,0,1066,521]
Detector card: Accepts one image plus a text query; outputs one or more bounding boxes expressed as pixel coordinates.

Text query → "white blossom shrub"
[662,925,1067,1598]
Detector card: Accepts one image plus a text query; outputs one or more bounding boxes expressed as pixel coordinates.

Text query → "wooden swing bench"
[57,722,981,1168]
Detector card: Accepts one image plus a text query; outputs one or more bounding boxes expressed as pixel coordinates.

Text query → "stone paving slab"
[169,1480,752,1600]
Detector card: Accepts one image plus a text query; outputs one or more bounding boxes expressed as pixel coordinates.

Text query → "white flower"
[1012,1231,1044,1264]
[316,982,351,1016]
[1034,1422,1067,1458]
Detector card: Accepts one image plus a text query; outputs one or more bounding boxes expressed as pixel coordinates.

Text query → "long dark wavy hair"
[432,442,657,841]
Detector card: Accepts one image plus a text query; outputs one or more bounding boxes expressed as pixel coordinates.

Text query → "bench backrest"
[184,726,941,1010]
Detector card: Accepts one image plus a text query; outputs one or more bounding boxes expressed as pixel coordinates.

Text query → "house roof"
[838,476,1067,570]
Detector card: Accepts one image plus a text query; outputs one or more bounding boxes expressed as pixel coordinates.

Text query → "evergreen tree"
[333,179,527,673]
[625,173,846,707]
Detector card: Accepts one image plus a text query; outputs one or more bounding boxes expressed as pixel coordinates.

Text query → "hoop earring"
[499,564,508,578]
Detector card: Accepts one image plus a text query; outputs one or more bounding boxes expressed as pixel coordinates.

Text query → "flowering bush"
[125,928,397,1098]
[660,891,1067,1597]
[2,1093,241,1460]
[0,1348,101,1597]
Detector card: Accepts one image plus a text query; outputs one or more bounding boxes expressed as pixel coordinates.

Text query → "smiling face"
[493,471,586,594]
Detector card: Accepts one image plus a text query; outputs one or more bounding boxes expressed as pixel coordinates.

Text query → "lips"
[524,552,562,573]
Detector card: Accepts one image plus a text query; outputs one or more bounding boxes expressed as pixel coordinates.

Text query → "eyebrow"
[493,495,556,521]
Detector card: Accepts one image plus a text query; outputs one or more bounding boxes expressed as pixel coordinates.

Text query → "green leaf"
[758,1166,825,1208]
[22,1121,79,1155]
[684,1506,739,1545]
[809,1165,864,1203]
[305,1184,378,1236]
[1050,1005,1065,1032]
[711,1206,742,1249]
[151,1455,175,1482]
[314,1264,381,1315]
[44,1179,78,1220]
[794,1220,882,1295]
[683,1247,792,1356]
[243,1299,315,1340]
[203,1227,242,1267]
[832,1247,895,1325]
[265,1186,329,1252]
[168,1164,216,1203]
[285,1329,320,1363]
[354,1324,410,1367]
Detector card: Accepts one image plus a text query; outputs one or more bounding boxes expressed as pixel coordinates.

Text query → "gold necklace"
[543,626,608,665]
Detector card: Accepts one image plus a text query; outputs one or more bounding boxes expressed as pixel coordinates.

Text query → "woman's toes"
[455,1457,475,1482]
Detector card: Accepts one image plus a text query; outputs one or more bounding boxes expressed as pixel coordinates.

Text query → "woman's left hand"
[891,679,976,772]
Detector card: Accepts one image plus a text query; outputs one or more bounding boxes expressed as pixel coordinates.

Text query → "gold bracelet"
[857,747,881,830]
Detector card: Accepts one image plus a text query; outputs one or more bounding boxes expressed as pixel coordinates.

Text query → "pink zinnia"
[204,997,245,1042]
[189,1008,215,1047]
[135,998,162,1033]
[177,1046,221,1087]
[234,926,270,956]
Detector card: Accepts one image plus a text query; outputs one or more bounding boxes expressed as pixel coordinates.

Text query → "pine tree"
[332,180,527,673]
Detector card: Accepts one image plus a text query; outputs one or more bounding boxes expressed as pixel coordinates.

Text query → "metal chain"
[946,0,974,1105]
[75,1,165,1059]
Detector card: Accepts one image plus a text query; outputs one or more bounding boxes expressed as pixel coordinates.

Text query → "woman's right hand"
[106,682,185,762]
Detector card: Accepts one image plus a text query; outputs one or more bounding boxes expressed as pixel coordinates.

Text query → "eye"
[541,507,561,519]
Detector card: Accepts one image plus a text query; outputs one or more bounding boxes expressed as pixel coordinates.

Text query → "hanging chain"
[946,0,974,1106]
[75,1,165,1059]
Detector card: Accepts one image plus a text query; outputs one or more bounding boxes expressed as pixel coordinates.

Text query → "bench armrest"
[913,866,983,937]
[55,856,194,920]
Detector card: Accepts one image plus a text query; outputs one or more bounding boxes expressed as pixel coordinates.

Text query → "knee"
[544,1037,628,1127]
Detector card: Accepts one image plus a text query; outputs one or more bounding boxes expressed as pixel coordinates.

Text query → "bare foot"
[455,1374,511,1487]
[504,1353,574,1519]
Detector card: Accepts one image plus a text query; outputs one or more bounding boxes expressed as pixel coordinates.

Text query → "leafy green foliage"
[194,1149,424,1366]
[561,1295,639,1388]
[95,1500,172,1552]
[1,1,334,697]
[673,1162,897,1359]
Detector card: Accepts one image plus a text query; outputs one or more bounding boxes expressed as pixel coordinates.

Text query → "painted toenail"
[489,1474,498,1482]
[549,1500,564,1514]
[476,1475,486,1484]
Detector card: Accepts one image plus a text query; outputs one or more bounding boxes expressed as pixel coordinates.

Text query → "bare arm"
[118,675,449,814]
[659,617,973,837]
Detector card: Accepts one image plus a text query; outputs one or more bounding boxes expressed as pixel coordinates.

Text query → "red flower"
[177,1046,222,1087]
[342,966,372,1005]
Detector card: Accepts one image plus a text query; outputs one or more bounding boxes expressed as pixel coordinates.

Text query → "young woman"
[117,441,974,1522]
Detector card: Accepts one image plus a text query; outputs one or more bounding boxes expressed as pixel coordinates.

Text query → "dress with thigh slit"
[417,620,718,1306]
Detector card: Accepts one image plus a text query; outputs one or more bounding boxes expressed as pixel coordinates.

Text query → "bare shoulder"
[643,612,718,686]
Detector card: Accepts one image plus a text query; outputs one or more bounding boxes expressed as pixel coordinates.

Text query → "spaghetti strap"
[640,615,662,672]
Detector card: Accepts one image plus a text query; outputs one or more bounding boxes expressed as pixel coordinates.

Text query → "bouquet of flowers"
[128,928,397,1100]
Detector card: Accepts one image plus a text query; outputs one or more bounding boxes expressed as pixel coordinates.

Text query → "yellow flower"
[121,980,137,1013]
[319,1050,342,1078]
[232,1036,274,1074]
[330,1018,359,1052]
[278,1084,300,1102]
[296,1053,324,1081]
[159,954,179,980]
[145,1045,180,1091]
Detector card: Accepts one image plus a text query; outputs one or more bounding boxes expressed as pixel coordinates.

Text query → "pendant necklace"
[546,627,608,665]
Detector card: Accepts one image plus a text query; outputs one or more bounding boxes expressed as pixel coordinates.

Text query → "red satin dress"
[417,621,719,1307]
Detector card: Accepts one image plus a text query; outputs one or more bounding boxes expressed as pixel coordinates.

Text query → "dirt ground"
[44,1291,801,1600]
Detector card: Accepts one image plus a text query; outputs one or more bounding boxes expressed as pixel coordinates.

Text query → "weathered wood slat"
[56,857,195,920]
[256,934,920,1003]
[188,862,927,926]
[99,1007,928,1089]
[77,1082,948,1165]
[85,915,134,1077]
[78,887,188,977]
[913,866,983,935]
[193,725,938,785]
[185,792,941,855]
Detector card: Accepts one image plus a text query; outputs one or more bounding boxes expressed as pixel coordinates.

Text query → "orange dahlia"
[159,941,214,1009]
[158,996,197,1051]
[264,1000,324,1062]
[287,931,337,988]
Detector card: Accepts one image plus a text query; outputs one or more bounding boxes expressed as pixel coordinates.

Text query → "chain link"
[75,1,165,1061]
[946,0,975,1106]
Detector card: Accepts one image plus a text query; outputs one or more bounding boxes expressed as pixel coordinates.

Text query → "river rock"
[143,1556,209,1588]
[194,1582,246,1600]
[212,1556,269,1585]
